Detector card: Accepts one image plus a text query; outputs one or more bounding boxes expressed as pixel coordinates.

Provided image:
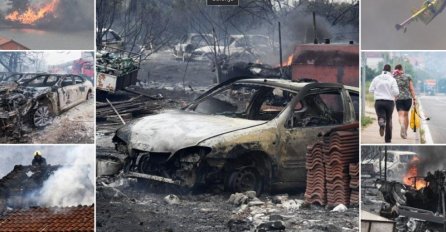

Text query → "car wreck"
[111,78,358,193]
[0,73,93,138]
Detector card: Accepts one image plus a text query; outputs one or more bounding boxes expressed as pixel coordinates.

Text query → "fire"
[403,156,426,190]
[282,54,293,66]
[5,0,59,25]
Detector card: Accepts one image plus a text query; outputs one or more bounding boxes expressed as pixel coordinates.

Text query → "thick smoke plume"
[415,146,446,175]
[35,156,94,207]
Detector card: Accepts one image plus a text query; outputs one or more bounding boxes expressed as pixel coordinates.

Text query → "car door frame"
[275,83,354,185]
[57,75,77,111]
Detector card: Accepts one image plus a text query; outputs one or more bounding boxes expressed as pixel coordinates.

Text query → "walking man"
[369,64,400,143]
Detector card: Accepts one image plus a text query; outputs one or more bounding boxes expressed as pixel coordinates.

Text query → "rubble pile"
[228,191,358,231]
[349,163,359,205]
[304,142,326,205]
[96,95,161,121]
[96,52,139,76]
[304,124,359,207]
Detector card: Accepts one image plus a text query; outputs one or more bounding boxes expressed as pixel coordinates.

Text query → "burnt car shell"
[113,78,358,193]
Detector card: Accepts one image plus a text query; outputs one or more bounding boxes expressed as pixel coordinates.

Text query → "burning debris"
[362,146,446,232]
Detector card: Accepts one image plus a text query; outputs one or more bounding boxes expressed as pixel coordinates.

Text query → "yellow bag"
[410,105,421,132]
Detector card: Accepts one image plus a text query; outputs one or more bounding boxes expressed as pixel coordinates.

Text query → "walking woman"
[369,64,399,143]
[393,64,417,139]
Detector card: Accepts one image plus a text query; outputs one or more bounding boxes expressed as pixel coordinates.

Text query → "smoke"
[241,5,358,65]
[34,154,94,207]
[415,146,446,175]
[0,145,95,207]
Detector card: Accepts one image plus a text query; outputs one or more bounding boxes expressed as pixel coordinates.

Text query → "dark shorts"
[396,99,412,111]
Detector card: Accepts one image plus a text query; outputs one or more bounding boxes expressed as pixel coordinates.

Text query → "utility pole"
[361,54,367,119]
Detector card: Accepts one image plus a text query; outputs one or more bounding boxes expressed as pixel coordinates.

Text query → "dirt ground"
[27,98,95,144]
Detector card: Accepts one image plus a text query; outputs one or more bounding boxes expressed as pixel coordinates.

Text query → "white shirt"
[369,71,399,101]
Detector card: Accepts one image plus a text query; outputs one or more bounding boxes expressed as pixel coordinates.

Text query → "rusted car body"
[113,78,358,193]
[0,73,93,137]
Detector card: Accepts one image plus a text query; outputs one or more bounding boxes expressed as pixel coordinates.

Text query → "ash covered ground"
[96,50,358,232]
[96,178,358,232]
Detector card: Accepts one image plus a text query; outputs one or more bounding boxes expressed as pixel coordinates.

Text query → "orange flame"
[403,156,426,190]
[5,0,59,25]
[282,54,293,67]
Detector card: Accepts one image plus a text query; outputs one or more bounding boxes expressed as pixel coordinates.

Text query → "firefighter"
[32,151,47,166]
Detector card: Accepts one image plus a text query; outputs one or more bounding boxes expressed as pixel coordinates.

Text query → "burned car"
[113,78,358,193]
[0,74,93,138]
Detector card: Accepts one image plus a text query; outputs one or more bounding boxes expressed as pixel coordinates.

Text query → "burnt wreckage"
[111,78,359,193]
[0,73,93,138]
[377,170,446,231]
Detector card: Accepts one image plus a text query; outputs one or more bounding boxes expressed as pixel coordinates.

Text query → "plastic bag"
[410,105,421,132]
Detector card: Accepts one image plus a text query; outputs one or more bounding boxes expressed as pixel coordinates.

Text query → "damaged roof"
[0,205,94,231]
[0,37,29,50]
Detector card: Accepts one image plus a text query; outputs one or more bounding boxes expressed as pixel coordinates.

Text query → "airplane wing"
[418,0,445,24]
[396,0,446,31]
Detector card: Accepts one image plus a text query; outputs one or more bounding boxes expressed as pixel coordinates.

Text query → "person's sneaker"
[378,118,385,137]
[400,125,407,139]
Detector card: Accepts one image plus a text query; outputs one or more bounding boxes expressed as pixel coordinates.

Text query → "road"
[419,95,446,143]
[362,0,446,50]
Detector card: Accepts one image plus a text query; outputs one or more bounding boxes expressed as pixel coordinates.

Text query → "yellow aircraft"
[395,0,446,32]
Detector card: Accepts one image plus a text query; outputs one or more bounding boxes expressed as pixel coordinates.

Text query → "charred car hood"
[115,110,267,153]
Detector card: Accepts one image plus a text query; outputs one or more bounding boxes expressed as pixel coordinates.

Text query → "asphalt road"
[419,95,446,143]
[362,0,446,50]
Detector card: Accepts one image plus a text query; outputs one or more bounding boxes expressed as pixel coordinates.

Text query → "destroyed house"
[0,165,60,212]
[0,37,29,50]
[290,42,359,87]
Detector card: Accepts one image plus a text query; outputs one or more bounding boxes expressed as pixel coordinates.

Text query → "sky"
[40,51,82,65]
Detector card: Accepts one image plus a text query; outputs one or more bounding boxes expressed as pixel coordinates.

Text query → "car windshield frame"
[22,74,61,87]
[185,81,298,121]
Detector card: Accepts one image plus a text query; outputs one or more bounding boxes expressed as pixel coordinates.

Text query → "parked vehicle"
[99,29,124,49]
[192,34,274,63]
[112,77,358,193]
[371,150,418,178]
[173,33,213,61]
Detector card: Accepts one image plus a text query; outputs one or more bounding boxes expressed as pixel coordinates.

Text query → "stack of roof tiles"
[304,142,326,205]
[0,205,94,231]
[304,123,359,207]
[349,163,359,205]
[324,130,359,207]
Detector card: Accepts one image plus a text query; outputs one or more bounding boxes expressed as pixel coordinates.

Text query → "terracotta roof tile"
[0,205,94,231]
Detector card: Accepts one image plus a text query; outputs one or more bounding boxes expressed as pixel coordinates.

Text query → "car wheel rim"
[232,168,258,192]
[34,106,51,127]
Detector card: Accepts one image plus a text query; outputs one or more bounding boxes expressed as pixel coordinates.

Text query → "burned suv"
[0,74,93,137]
[113,78,358,193]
